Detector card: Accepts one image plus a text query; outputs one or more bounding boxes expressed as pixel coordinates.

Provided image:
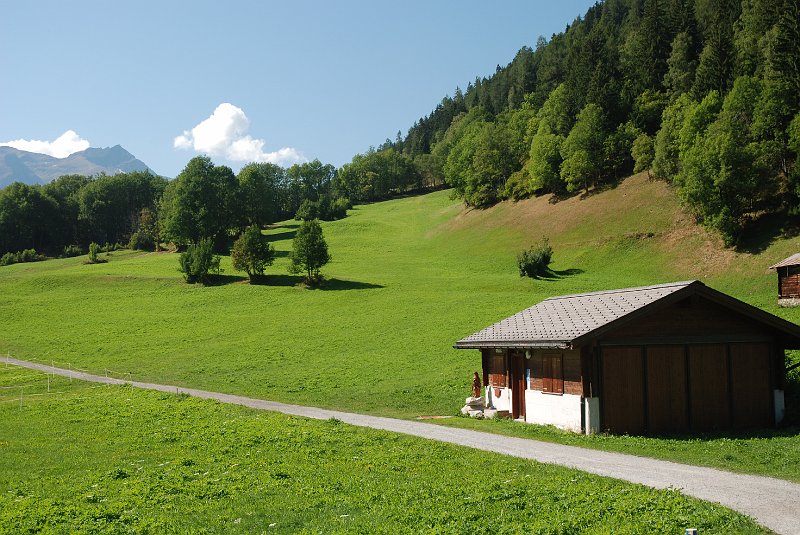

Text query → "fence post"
[68,363,72,382]
[19,387,23,411]
[47,373,50,393]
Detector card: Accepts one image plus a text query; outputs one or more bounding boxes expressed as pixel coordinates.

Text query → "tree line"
[343,0,800,246]
[0,157,351,257]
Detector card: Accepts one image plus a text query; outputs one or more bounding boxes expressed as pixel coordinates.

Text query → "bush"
[295,196,351,222]
[62,245,83,258]
[517,239,553,278]
[231,226,275,282]
[87,242,101,264]
[19,249,37,262]
[0,249,45,266]
[129,230,155,251]
[178,239,221,284]
[0,252,17,266]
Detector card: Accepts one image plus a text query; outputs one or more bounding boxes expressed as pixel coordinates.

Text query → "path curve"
[6,357,800,534]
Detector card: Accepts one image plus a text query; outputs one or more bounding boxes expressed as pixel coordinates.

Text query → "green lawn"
[1,173,800,481]
[0,367,768,534]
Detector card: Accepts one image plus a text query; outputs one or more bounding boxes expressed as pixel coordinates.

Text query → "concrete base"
[777,298,800,307]
[775,389,785,424]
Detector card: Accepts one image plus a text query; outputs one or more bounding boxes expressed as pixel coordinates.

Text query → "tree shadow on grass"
[252,274,304,287]
[205,274,248,286]
[250,274,384,290]
[735,211,800,255]
[264,230,297,243]
[533,267,585,281]
[319,278,385,291]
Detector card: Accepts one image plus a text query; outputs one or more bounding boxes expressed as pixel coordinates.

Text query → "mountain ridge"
[0,145,155,187]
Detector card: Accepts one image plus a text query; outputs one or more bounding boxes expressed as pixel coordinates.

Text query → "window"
[488,352,507,387]
[542,353,563,394]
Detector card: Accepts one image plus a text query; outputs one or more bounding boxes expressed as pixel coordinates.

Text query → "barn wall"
[599,341,776,434]
[779,266,800,298]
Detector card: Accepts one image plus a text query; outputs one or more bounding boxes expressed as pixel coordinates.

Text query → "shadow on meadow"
[264,229,297,243]
[251,274,383,290]
[205,274,248,286]
[533,267,584,281]
[735,210,800,255]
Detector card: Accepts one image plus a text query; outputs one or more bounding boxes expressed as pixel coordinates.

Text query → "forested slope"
[341,0,800,247]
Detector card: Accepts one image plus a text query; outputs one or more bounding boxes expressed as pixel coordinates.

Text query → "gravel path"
[7,356,800,534]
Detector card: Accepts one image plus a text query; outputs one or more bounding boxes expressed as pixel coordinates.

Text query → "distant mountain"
[0,145,155,188]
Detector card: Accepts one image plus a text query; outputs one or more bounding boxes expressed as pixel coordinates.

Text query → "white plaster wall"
[525,390,582,432]
[775,389,785,424]
[486,386,512,412]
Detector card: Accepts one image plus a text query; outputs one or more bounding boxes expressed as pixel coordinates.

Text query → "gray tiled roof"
[769,253,800,270]
[455,281,696,349]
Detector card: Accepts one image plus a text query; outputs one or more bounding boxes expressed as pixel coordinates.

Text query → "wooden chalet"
[455,281,800,435]
[770,253,800,306]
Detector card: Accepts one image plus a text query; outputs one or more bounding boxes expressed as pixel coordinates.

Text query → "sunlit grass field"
[0,366,768,534]
[1,173,800,482]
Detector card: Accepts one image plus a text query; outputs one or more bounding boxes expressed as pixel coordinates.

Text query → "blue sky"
[1,1,597,177]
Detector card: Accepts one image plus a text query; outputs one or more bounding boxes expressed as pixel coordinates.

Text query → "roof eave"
[454,340,571,350]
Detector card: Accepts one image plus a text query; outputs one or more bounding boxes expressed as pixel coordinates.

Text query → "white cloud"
[174,103,303,166]
[0,130,90,158]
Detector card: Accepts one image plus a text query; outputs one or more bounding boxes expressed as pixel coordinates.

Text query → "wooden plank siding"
[730,343,772,429]
[599,342,775,435]
[604,296,767,341]
[646,346,689,434]
[688,344,731,431]
[600,346,646,434]
[779,266,800,298]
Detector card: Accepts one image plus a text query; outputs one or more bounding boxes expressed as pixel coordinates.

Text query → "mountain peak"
[0,145,155,187]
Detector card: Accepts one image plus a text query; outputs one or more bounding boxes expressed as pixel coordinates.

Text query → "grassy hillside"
[1,173,798,421]
[0,366,767,534]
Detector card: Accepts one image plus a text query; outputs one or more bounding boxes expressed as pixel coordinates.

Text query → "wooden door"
[646,346,688,434]
[688,344,731,431]
[511,355,526,420]
[601,346,645,434]
[730,343,772,429]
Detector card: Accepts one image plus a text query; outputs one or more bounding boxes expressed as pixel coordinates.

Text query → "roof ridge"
[543,280,699,301]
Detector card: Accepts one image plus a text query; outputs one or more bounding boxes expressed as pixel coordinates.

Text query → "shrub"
[87,242,101,264]
[328,197,351,220]
[289,219,330,285]
[129,230,155,251]
[231,226,275,282]
[62,245,83,258]
[0,249,45,266]
[517,239,553,278]
[178,239,221,284]
[0,252,18,266]
[19,249,37,262]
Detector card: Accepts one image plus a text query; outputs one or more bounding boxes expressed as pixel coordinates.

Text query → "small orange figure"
[471,371,482,398]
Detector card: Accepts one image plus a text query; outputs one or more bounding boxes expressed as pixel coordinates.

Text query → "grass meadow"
[1,172,800,488]
[0,366,768,534]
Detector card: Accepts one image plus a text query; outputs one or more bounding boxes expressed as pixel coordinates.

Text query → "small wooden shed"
[455,281,800,435]
[770,253,800,306]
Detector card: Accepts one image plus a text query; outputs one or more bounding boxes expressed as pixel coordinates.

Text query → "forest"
[356,0,800,246]
[1,0,799,256]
